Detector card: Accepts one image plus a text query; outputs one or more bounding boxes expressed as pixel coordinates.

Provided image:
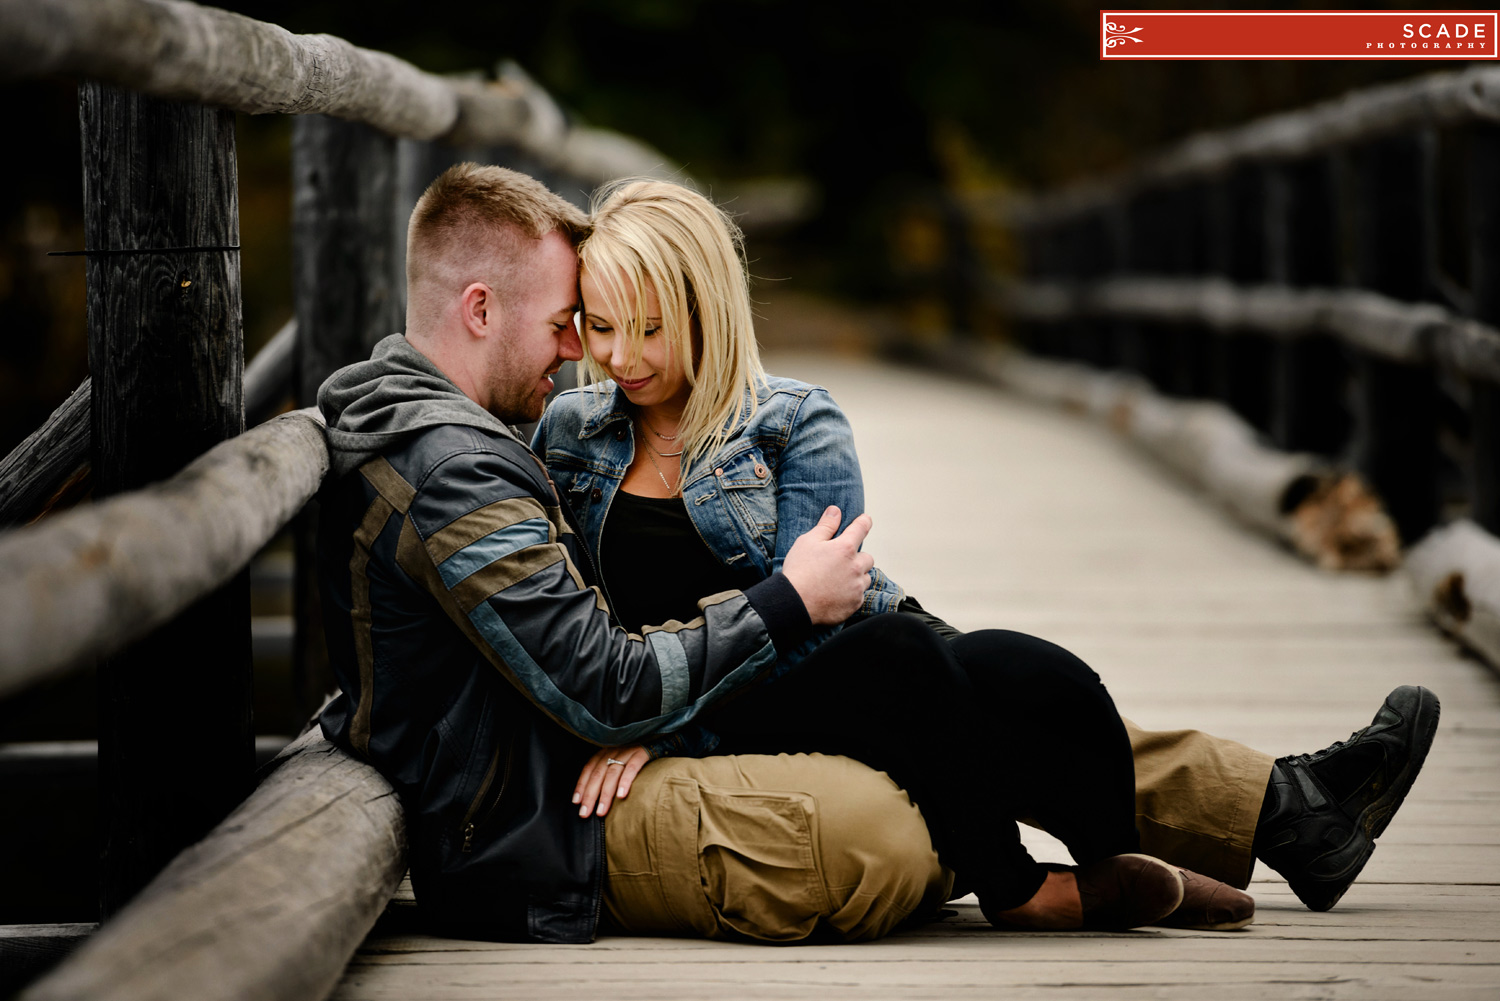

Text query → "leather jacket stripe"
[360,456,416,513]
[349,495,395,757]
[644,630,690,714]
[426,496,552,564]
[450,546,569,614]
[437,518,552,588]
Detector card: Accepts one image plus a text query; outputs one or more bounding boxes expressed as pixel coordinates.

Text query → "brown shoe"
[1076,854,1185,930]
[1155,868,1255,931]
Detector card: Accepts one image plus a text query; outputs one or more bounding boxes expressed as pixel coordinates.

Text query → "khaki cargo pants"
[602,721,1272,943]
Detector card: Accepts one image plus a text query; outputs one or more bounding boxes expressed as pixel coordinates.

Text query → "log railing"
[986,64,1500,671]
[0,0,683,994]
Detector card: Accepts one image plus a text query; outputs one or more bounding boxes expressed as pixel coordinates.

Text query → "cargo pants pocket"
[653,776,831,942]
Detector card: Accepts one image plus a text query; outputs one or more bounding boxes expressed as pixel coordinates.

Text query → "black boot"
[1254,685,1440,911]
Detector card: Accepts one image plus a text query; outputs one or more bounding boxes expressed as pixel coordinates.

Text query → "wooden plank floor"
[333,354,1500,1001]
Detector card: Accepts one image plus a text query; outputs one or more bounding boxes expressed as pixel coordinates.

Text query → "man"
[318,162,1437,943]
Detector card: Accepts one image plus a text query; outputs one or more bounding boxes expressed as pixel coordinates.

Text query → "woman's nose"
[609,338,631,372]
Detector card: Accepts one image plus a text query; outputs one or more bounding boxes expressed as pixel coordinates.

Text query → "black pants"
[707,614,1140,910]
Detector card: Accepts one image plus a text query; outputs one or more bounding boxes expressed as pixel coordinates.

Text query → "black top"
[600,490,758,633]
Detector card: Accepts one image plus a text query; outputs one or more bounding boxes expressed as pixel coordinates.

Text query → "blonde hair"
[579,179,766,476]
[406,163,588,335]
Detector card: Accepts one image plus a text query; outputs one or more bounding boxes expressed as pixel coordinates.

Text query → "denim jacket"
[532,375,907,754]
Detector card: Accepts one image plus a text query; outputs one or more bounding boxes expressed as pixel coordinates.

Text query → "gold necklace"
[643,415,681,442]
[638,430,680,494]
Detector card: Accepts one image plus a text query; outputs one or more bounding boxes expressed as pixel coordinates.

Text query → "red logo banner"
[1100,10,1499,59]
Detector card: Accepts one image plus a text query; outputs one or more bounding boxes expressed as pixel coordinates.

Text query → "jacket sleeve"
[396,445,808,747]
[769,388,867,573]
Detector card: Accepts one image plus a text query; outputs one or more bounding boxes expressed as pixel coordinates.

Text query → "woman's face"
[579,269,692,413]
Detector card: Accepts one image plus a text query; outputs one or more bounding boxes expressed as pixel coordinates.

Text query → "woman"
[531,179,1250,934]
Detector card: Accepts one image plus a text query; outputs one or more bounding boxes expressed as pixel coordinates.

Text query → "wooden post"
[1166,184,1212,398]
[1120,192,1163,385]
[290,115,402,719]
[1266,156,1350,457]
[1066,212,1110,368]
[1470,125,1500,536]
[1207,166,1273,431]
[79,82,251,916]
[1349,133,1440,544]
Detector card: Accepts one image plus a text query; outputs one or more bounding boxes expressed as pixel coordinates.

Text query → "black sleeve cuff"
[743,572,813,653]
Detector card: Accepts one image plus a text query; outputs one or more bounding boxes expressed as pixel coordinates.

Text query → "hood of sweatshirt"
[317,333,523,478]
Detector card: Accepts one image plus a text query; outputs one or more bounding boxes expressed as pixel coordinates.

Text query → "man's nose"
[558,322,584,362]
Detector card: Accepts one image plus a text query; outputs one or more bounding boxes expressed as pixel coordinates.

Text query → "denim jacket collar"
[573,379,755,443]
[575,382,634,439]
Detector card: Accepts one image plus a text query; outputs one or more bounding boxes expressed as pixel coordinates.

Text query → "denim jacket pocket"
[713,449,777,550]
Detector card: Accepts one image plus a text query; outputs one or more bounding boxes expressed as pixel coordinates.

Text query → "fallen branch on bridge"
[924,343,1400,572]
[0,0,674,182]
[19,725,407,1001]
[1407,520,1500,671]
[0,408,328,700]
[999,277,1500,384]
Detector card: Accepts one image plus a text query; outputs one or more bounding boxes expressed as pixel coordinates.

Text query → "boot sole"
[1287,686,1441,911]
[1363,686,1441,840]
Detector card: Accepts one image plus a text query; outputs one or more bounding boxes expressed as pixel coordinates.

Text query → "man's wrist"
[743,572,813,652]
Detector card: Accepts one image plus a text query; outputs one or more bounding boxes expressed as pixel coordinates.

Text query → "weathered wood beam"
[1008,65,1500,227]
[1470,126,1500,537]
[290,115,402,718]
[0,319,296,530]
[1264,157,1348,458]
[0,0,676,183]
[1406,520,1500,671]
[997,278,1500,384]
[83,80,253,912]
[0,408,328,702]
[243,318,298,425]
[0,0,458,138]
[0,924,95,997]
[0,378,91,528]
[920,343,1400,572]
[18,726,407,1001]
[1346,134,1440,547]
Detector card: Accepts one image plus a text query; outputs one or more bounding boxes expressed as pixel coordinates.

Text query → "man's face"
[483,231,583,423]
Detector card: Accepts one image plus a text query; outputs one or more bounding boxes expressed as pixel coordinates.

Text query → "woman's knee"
[954,628,1108,698]
[837,614,967,690]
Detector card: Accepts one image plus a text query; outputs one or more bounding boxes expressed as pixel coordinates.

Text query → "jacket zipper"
[585,423,628,619]
[459,730,516,853]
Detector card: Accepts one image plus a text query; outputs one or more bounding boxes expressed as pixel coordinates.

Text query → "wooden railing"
[981,65,1500,671]
[0,0,683,995]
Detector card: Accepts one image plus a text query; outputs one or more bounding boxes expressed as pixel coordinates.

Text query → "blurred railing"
[983,65,1500,671]
[0,0,681,996]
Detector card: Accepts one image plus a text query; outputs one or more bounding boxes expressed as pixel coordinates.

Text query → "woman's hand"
[574,745,651,818]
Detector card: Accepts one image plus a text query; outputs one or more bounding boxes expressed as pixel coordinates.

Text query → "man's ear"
[460,282,500,339]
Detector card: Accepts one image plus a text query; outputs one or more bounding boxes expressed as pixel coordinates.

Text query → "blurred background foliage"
[0,0,1472,459]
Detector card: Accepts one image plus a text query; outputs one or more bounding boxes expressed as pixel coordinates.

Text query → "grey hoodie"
[317,333,525,478]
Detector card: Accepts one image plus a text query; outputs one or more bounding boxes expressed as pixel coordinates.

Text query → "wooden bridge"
[322,349,1500,1000]
[2,1,1500,998]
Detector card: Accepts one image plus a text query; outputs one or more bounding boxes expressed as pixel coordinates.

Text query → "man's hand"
[573,745,650,818]
[781,505,875,625]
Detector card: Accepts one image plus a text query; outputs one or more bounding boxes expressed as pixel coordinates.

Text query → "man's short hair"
[406,163,589,314]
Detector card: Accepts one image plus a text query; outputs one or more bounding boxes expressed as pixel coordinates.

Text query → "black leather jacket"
[316,338,808,942]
